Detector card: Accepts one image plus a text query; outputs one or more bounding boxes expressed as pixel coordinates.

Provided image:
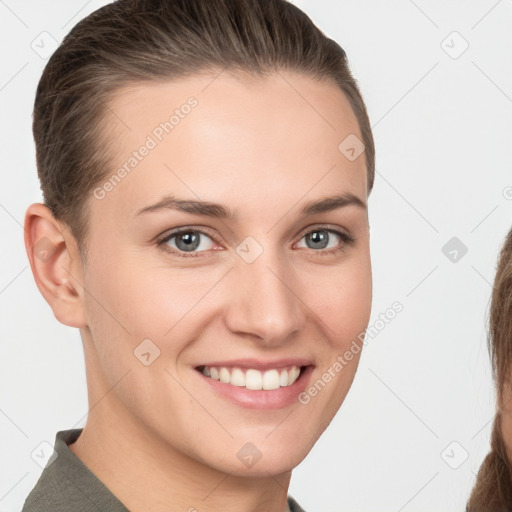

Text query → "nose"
[223,245,305,346]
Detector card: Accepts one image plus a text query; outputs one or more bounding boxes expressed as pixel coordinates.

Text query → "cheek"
[82,251,230,379]
[81,255,200,415]
[312,256,372,346]
[299,254,371,414]
[85,250,205,333]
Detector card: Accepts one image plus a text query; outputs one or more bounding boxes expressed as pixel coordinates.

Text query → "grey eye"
[165,231,215,253]
[298,230,341,250]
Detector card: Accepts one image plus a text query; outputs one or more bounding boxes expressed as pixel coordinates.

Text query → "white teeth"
[262,369,280,390]
[246,369,262,390]
[200,365,303,390]
[230,367,245,387]
[219,367,230,383]
[289,366,300,382]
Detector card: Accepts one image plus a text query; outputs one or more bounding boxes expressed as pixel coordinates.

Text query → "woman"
[22,0,375,510]
[467,227,512,510]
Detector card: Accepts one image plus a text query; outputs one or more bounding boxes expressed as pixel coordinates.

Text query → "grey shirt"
[21,429,306,512]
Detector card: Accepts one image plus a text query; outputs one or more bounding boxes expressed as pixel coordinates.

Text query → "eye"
[159,228,216,257]
[157,225,355,258]
[295,227,354,256]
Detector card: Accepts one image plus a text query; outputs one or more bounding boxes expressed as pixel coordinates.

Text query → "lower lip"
[196,366,314,410]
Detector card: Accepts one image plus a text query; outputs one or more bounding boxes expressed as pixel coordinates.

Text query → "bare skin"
[24,70,372,512]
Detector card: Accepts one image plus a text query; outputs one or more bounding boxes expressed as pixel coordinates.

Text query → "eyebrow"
[134,192,366,220]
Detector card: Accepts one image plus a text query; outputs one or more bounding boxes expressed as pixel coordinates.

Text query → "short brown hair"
[33,0,375,256]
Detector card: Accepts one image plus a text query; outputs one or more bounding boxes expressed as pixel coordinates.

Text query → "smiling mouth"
[195,364,309,391]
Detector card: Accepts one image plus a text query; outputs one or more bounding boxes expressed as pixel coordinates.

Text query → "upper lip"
[196,358,314,372]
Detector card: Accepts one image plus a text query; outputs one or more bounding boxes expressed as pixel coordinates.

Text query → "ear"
[24,203,87,328]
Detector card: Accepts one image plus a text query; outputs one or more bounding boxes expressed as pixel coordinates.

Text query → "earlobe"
[24,203,87,328]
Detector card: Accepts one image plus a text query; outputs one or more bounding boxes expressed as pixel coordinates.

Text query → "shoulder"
[288,494,308,512]
[20,428,124,512]
[21,457,78,512]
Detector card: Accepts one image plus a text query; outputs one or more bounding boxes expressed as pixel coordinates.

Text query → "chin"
[206,441,311,477]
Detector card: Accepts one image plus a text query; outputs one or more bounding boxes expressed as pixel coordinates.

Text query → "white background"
[1,1,511,511]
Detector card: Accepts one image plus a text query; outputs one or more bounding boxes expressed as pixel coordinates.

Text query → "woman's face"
[78,70,372,475]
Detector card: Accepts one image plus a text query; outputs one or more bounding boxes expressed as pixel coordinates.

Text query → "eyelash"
[156,225,355,259]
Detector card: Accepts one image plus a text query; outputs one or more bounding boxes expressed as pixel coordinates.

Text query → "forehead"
[91,70,367,226]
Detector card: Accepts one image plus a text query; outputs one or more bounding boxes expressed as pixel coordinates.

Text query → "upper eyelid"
[296,223,348,238]
[158,226,218,243]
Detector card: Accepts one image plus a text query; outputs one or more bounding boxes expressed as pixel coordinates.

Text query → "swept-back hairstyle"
[467,227,512,510]
[33,0,375,256]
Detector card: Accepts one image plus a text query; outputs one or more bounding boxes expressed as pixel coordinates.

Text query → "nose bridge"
[225,242,303,343]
